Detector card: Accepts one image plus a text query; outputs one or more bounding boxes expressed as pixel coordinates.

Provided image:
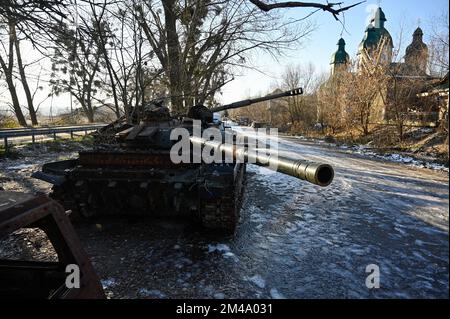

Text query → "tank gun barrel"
[210,88,303,113]
[190,136,333,187]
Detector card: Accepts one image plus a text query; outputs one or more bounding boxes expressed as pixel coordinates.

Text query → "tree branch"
[249,0,365,21]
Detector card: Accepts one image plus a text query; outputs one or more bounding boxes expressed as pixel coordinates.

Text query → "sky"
[219,0,449,103]
[1,0,449,116]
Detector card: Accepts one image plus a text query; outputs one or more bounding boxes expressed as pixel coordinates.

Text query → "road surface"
[0,131,448,298]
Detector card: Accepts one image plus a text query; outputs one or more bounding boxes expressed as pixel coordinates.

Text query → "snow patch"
[270,288,285,299]
[207,243,239,262]
[342,144,449,171]
[208,243,231,253]
[223,251,239,262]
[101,278,117,289]
[246,274,266,289]
[138,288,166,298]
[213,292,225,299]
[6,164,34,170]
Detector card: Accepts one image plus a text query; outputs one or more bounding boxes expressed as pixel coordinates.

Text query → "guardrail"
[0,124,106,150]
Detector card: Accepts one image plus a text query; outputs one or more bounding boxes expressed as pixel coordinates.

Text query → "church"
[329,6,444,126]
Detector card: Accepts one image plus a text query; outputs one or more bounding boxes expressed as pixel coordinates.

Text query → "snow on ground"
[246,275,266,289]
[1,131,447,299]
[270,288,285,299]
[138,288,166,298]
[207,243,239,262]
[207,243,231,253]
[5,164,35,170]
[101,278,117,289]
[342,144,449,172]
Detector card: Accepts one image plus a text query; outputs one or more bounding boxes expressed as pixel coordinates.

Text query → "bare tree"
[0,0,76,126]
[0,19,27,126]
[13,27,39,125]
[88,0,121,119]
[0,0,72,50]
[281,63,317,129]
[77,1,164,123]
[50,17,104,123]
[316,72,345,134]
[136,0,314,113]
[427,10,449,77]
[383,61,432,142]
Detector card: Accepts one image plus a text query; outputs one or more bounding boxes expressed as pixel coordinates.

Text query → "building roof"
[371,7,387,28]
[434,71,449,91]
[389,62,431,78]
[418,72,449,97]
[358,7,393,53]
[330,38,350,65]
[405,27,428,58]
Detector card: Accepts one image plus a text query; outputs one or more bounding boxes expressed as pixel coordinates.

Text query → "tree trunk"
[13,26,38,125]
[85,99,95,123]
[84,91,95,123]
[0,23,27,127]
[97,27,121,119]
[4,75,27,126]
[104,52,121,119]
[163,0,184,113]
[398,122,404,142]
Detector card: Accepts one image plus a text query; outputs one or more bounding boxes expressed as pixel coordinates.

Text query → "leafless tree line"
[1,0,446,129]
[231,21,448,144]
[2,0,344,126]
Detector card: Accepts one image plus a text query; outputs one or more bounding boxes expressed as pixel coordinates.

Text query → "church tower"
[405,27,429,74]
[330,38,350,75]
[358,7,393,69]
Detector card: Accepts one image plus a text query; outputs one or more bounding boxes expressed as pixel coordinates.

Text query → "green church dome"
[331,38,350,65]
[358,7,393,54]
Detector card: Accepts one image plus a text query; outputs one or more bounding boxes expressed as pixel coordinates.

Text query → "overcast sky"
[1,0,448,116]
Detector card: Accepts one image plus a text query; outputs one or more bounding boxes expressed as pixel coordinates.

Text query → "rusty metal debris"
[0,191,105,299]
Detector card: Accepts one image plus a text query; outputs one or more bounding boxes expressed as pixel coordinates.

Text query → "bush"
[0,115,20,128]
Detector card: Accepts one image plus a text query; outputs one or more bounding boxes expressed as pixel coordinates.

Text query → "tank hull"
[37,157,246,234]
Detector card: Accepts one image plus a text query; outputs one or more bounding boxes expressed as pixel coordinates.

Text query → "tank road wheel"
[50,183,103,220]
[49,184,80,217]
[79,193,99,218]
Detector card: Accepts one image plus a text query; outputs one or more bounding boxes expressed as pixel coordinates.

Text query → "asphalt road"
[0,132,448,298]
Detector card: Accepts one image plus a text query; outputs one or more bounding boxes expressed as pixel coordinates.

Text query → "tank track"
[199,163,246,234]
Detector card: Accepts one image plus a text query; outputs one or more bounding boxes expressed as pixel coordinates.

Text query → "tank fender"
[31,171,66,186]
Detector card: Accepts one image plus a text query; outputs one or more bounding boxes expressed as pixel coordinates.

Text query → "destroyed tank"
[32,88,334,234]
